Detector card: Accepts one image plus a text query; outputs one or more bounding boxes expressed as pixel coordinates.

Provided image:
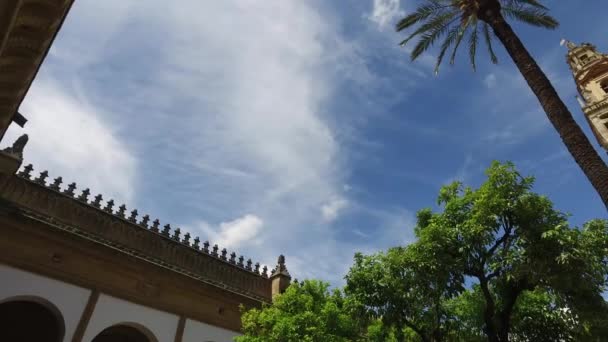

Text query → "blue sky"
[4,0,608,285]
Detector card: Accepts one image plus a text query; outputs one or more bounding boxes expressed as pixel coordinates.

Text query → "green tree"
[238,163,608,342]
[446,287,580,342]
[415,162,608,341]
[345,245,462,342]
[396,0,608,209]
[236,280,365,342]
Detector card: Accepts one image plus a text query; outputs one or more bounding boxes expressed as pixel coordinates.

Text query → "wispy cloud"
[368,0,404,30]
[321,197,349,222]
[3,78,137,205]
[7,0,426,285]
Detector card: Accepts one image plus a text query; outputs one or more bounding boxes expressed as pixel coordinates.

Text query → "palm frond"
[434,26,461,75]
[396,3,453,32]
[449,18,471,65]
[411,19,455,61]
[482,23,498,64]
[502,6,558,29]
[468,19,479,71]
[399,11,459,48]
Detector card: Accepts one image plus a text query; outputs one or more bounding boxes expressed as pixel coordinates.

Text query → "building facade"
[0,137,291,342]
[0,3,291,342]
[565,40,608,151]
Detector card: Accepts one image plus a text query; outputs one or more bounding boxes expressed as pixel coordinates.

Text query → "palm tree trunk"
[483,12,608,210]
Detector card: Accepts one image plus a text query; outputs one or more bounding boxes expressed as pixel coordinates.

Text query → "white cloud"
[368,0,404,29]
[196,214,264,250]
[321,197,349,222]
[3,79,137,204]
[9,0,421,285]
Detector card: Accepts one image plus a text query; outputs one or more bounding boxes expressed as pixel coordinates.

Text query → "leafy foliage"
[411,161,608,341]
[345,245,462,341]
[238,162,608,342]
[396,0,558,74]
[236,280,365,342]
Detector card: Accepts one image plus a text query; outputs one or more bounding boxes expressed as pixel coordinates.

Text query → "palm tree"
[396,0,608,211]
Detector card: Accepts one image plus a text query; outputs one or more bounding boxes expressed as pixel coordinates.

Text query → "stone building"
[0,2,290,341]
[564,40,608,151]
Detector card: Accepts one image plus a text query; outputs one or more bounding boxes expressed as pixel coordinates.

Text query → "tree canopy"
[238,162,608,342]
[236,280,366,342]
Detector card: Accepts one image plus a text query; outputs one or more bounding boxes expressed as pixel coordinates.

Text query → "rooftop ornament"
[12,163,272,281]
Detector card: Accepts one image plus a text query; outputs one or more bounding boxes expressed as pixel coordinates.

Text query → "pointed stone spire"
[49,177,63,191]
[104,199,115,213]
[162,224,171,237]
[64,182,76,197]
[271,255,292,299]
[561,38,576,50]
[193,237,200,250]
[182,232,190,245]
[172,227,181,241]
[34,170,48,185]
[92,194,103,208]
[18,164,33,178]
[128,209,138,223]
[151,219,160,232]
[140,215,150,228]
[117,204,127,218]
[77,188,90,202]
[3,133,28,154]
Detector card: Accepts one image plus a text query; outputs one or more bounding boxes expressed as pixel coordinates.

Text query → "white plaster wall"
[182,319,240,342]
[0,264,91,341]
[82,294,178,342]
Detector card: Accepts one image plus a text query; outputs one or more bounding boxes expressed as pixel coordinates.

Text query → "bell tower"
[564,40,608,151]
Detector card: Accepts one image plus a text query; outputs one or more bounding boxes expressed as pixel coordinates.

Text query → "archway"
[92,323,157,342]
[0,297,65,342]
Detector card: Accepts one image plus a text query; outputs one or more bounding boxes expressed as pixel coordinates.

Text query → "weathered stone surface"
[1,172,272,301]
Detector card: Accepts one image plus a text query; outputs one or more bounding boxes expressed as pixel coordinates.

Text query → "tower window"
[580,54,589,61]
[601,81,608,94]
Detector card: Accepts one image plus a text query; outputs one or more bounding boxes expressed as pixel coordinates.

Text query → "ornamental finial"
[560,38,576,50]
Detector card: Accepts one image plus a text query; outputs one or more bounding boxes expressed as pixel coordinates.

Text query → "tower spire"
[560,38,576,50]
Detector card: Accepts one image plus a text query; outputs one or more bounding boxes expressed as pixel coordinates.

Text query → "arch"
[92,322,159,342]
[0,295,65,342]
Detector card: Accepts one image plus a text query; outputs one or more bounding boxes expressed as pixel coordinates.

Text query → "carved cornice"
[0,166,273,302]
[0,0,74,135]
[584,98,608,116]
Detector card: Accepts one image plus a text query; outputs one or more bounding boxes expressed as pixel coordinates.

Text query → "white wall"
[1,264,242,342]
[0,264,91,341]
[182,318,240,342]
[82,294,179,342]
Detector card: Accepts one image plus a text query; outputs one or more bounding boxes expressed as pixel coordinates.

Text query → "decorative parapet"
[0,163,273,302]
